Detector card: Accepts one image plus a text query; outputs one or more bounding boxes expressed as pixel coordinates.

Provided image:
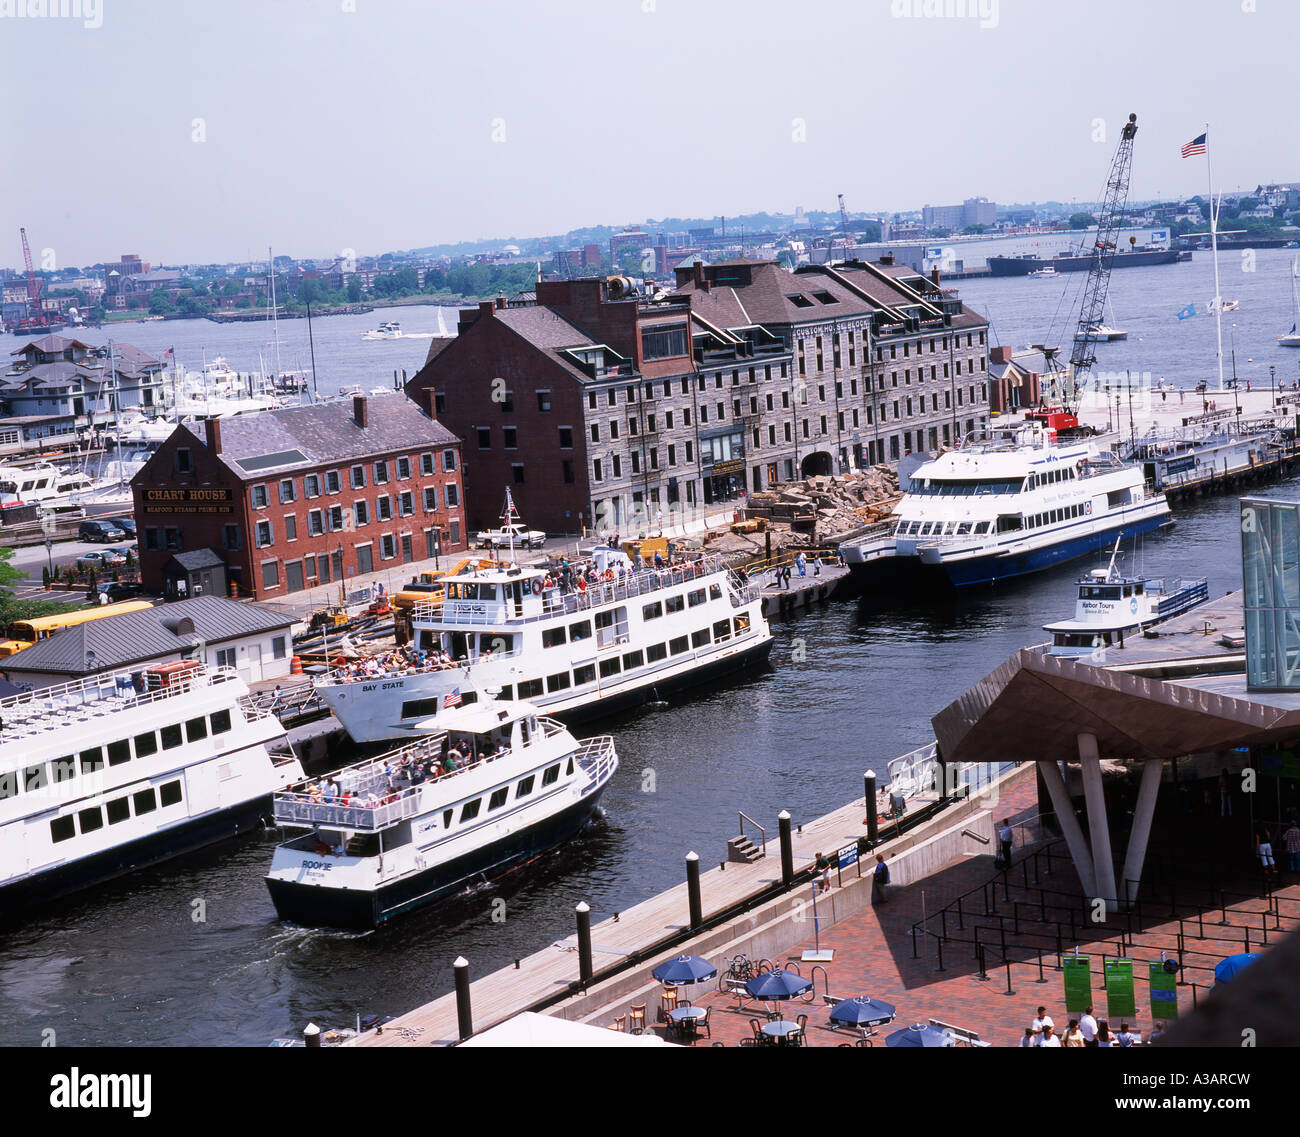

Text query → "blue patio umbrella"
[744,968,813,1002]
[828,996,897,1029]
[1214,953,1261,984]
[885,1023,956,1048]
[651,955,718,986]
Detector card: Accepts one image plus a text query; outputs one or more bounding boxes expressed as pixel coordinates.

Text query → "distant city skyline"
[2,0,1296,267]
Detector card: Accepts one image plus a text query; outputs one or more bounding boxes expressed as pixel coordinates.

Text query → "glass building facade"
[1242,497,1300,690]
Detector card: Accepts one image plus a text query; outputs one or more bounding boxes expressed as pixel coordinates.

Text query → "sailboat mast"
[1206,123,1226,392]
[269,245,283,393]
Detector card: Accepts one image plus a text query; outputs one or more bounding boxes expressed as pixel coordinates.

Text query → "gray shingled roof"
[9,334,92,357]
[176,394,460,478]
[170,549,226,571]
[0,596,295,676]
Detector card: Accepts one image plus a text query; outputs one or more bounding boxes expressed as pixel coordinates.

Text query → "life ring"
[531,578,543,596]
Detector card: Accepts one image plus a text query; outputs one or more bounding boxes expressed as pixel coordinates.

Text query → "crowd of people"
[331,644,472,683]
[1019,1004,1164,1047]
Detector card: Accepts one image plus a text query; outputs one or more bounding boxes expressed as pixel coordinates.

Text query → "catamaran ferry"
[840,424,1173,589]
[315,545,771,744]
[0,661,303,909]
[265,700,617,929]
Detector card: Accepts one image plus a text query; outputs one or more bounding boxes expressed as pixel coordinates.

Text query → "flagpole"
[1206,122,1225,392]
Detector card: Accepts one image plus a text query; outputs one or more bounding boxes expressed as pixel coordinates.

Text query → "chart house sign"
[142,487,235,514]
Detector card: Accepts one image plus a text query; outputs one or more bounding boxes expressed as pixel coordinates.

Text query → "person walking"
[872,853,890,904]
[1079,1006,1098,1047]
[1258,828,1278,877]
[998,818,1014,871]
[815,851,830,893]
[796,552,807,577]
[1283,819,1300,873]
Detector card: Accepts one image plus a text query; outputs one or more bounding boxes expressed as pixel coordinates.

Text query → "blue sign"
[837,843,859,868]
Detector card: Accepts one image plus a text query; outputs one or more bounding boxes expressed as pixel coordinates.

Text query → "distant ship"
[988,248,1180,276]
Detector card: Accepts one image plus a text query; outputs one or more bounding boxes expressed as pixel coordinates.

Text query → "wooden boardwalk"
[352,771,985,1047]
[757,563,851,619]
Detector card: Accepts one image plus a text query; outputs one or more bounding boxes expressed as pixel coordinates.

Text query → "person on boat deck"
[444,747,462,772]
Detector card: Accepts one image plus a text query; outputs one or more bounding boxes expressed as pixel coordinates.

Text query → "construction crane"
[838,194,852,262]
[19,227,44,330]
[1065,112,1140,413]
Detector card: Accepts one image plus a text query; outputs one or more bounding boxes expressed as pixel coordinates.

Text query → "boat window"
[687,589,706,607]
[643,601,663,620]
[542,626,567,648]
[665,595,685,613]
[133,788,157,816]
[623,649,645,669]
[0,770,16,800]
[1134,583,1144,595]
[669,636,690,655]
[546,672,571,692]
[488,787,509,810]
[596,607,629,648]
[566,757,574,776]
[51,757,76,783]
[956,522,973,535]
[734,615,751,636]
[50,815,75,843]
[443,809,453,828]
[569,620,592,642]
[135,732,159,758]
[160,724,184,750]
[518,678,543,699]
[106,741,129,767]
[186,717,208,743]
[106,797,131,824]
[1123,585,1132,597]
[460,799,482,822]
[160,780,184,807]
[479,632,514,654]
[25,764,47,792]
[599,657,621,677]
[574,664,596,685]
[996,516,1024,533]
[709,583,723,600]
[516,775,535,799]
[542,764,561,786]
[691,628,711,648]
[498,684,514,700]
[210,710,232,735]
[79,806,104,834]
[647,643,668,662]
[713,619,732,642]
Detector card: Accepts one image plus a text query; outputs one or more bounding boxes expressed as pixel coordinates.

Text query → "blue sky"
[3,0,1296,266]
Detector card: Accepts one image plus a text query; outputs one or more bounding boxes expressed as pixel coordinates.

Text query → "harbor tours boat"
[1043,540,1209,657]
[314,544,772,744]
[0,661,304,909]
[839,423,1173,590]
[264,700,617,929]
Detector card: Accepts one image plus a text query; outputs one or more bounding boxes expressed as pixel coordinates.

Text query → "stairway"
[728,835,764,864]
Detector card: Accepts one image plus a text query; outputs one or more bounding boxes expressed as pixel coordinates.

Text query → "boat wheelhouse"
[315,546,771,744]
[840,424,1173,589]
[265,701,617,929]
[0,661,303,909]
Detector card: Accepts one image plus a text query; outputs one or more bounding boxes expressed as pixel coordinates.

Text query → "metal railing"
[738,810,766,853]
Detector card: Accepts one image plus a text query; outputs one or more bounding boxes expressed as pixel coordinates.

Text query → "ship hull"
[988,249,1180,276]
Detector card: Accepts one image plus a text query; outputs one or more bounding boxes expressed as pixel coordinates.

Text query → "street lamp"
[1271,364,1277,408]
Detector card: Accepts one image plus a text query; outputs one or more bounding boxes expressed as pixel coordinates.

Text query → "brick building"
[133,395,466,600]
[406,258,990,537]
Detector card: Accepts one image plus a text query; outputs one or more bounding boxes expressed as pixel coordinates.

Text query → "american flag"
[164,347,174,357]
[442,688,461,709]
[1181,133,1207,158]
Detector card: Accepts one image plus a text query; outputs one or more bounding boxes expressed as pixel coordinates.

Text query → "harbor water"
[0,263,1294,1046]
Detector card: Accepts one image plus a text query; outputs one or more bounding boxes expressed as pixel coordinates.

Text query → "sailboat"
[1279,259,1300,347]
[1074,296,1128,342]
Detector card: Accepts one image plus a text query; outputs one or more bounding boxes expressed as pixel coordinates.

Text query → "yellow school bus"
[0,600,156,657]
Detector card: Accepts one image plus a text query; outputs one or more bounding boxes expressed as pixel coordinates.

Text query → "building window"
[423,487,438,512]
[399,491,414,516]
[174,448,193,474]
[558,427,572,449]
[279,479,296,504]
[397,456,411,480]
[305,474,321,497]
[251,484,268,508]
[350,466,366,489]
[262,561,279,589]
[562,460,574,484]
[381,534,396,559]
[612,454,622,478]
[668,444,676,465]
[500,390,514,413]
[443,450,456,472]
[477,428,491,449]
[446,483,459,508]
[503,427,517,449]
[593,458,603,482]
[222,524,241,550]
[512,463,525,484]
[610,420,619,440]
[308,510,324,536]
[355,500,370,526]
[421,452,434,475]
[377,496,393,522]
[537,390,552,412]
[325,470,341,494]
[284,515,297,541]
[329,505,345,531]
[374,460,389,484]
[590,423,600,443]
[255,520,273,547]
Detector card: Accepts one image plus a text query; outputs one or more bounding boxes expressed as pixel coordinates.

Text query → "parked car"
[107,545,138,562]
[77,549,127,569]
[79,519,126,543]
[100,582,144,603]
[111,518,137,537]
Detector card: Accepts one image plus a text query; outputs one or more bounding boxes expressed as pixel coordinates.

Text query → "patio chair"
[795,1013,808,1046]
[611,1016,626,1033]
[696,1006,712,1040]
[660,986,679,1021]
[629,1004,647,1034]
[749,1019,766,1047]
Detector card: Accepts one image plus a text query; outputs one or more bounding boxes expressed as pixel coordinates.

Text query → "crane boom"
[20,227,42,315]
[1066,112,1139,412]
[838,193,851,261]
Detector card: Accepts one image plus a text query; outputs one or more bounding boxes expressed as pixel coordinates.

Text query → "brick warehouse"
[133,395,467,600]
[406,259,990,536]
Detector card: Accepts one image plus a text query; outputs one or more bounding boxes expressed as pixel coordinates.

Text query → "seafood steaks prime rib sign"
[141,488,235,514]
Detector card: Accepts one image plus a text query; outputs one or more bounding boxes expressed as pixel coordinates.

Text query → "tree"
[1069,212,1098,229]
[0,548,73,626]
[297,277,324,304]
[347,277,363,303]
[149,288,175,316]
[961,224,987,235]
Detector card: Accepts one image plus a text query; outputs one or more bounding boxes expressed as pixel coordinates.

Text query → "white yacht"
[362,322,403,341]
[0,661,304,908]
[265,701,617,929]
[840,424,1173,589]
[1029,266,1059,278]
[0,464,96,512]
[1043,546,1209,658]
[315,546,771,744]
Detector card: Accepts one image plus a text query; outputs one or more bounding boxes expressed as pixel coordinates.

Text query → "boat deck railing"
[318,645,527,686]
[0,665,241,740]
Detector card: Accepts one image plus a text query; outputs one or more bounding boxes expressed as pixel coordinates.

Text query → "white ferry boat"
[362,322,402,341]
[840,424,1173,589]
[265,700,617,929]
[0,661,304,909]
[1043,544,1209,657]
[315,546,771,744]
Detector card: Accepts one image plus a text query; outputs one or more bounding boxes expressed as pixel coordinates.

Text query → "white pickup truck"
[476,522,546,550]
